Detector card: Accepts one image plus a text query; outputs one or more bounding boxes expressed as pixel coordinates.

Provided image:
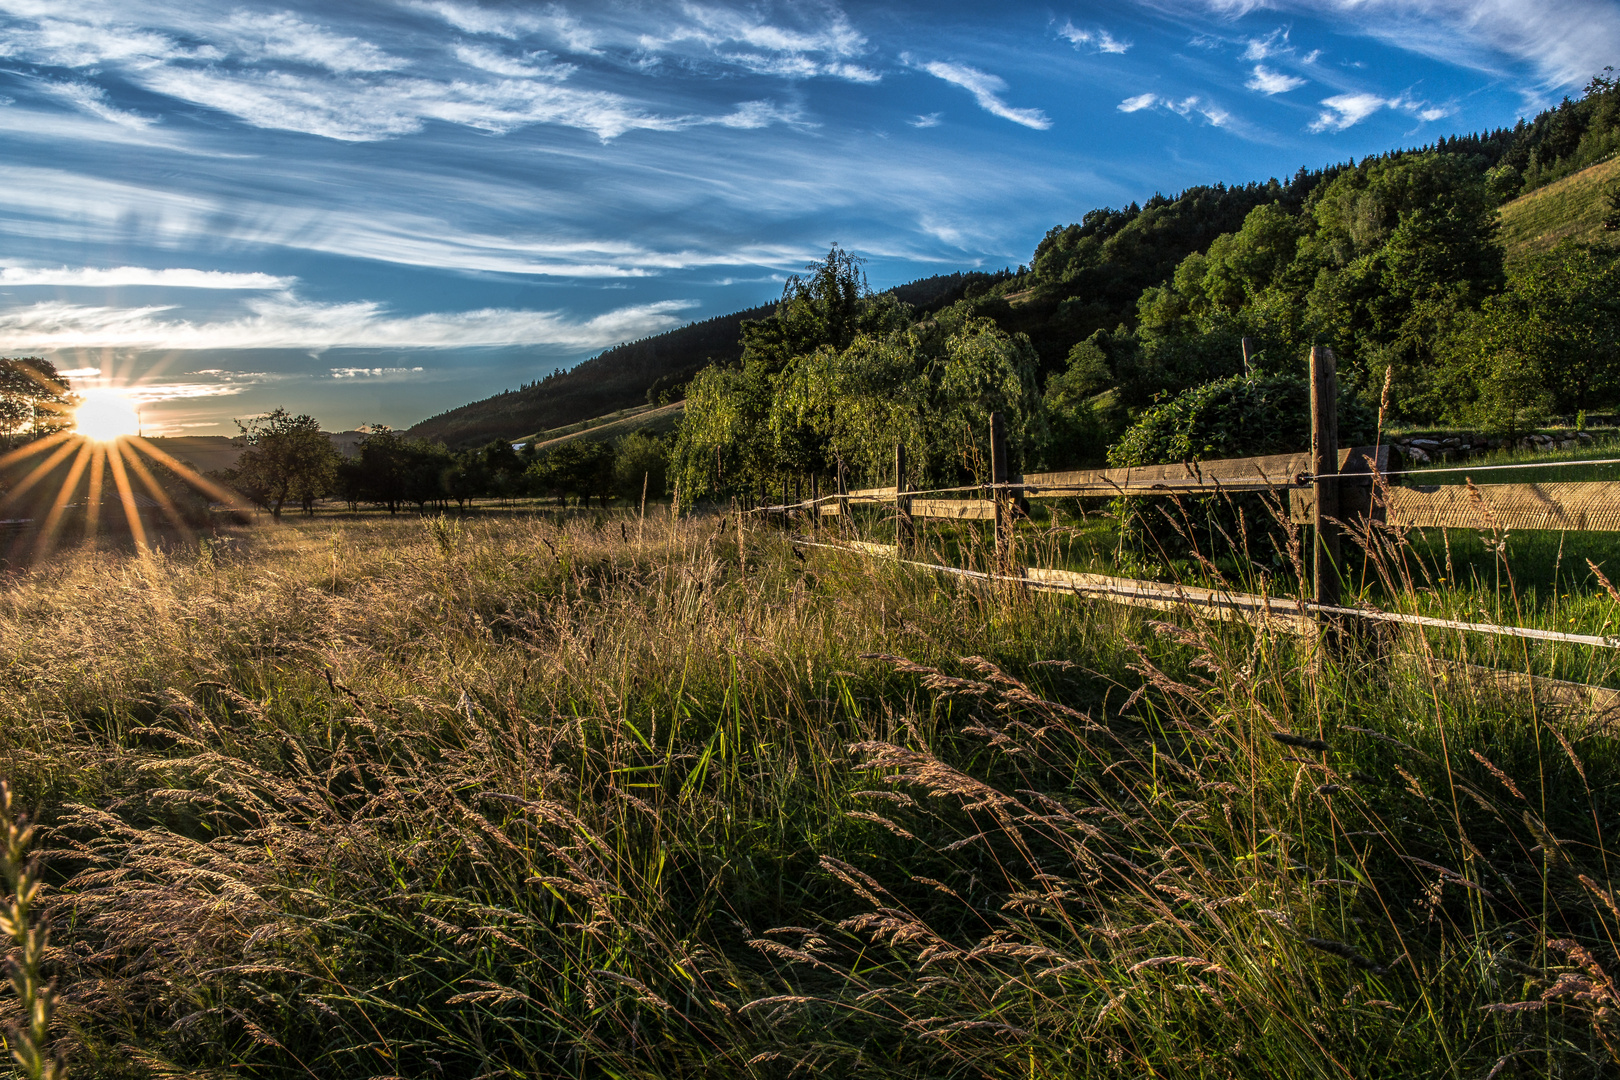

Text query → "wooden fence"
[759,344,1620,689]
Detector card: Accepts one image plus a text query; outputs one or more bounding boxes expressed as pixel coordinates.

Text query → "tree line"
[221,410,669,518]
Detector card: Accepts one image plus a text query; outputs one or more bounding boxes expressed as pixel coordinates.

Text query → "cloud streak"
[0,296,699,352]
[1117,92,1233,128]
[0,265,294,289]
[1246,65,1306,93]
[1058,21,1131,54]
[919,60,1051,130]
[1308,90,1450,131]
[1194,0,1620,89]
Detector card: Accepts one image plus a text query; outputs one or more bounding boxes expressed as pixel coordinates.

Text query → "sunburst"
[0,368,250,563]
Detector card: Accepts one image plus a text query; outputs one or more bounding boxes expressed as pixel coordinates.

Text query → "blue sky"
[0,0,1616,435]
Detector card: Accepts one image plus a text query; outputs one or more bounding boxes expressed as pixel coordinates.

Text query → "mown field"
[3,507,1620,1078]
[1499,154,1620,260]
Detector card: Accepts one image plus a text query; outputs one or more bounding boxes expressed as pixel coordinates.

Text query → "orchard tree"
[0,358,73,443]
[232,409,339,519]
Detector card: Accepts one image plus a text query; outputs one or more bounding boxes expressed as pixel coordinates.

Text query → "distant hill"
[405,305,771,448]
[148,430,368,476]
[402,272,1025,449]
[1499,154,1620,259]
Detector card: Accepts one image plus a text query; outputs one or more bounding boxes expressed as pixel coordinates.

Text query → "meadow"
[2,505,1619,1078]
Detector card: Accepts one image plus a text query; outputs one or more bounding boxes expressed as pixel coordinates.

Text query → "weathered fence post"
[836,459,849,537]
[895,441,913,552]
[794,476,803,528]
[1311,345,1342,643]
[781,478,789,529]
[990,412,1015,577]
[1242,337,1255,377]
[810,473,820,534]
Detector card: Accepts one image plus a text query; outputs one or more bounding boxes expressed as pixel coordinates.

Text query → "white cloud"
[136,66,695,142]
[1307,90,1449,131]
[1119,92,1233,127]
[119,381,250,403]
[0,265,294,289]
[918,60,1051,130]
[1302,48,1322,63]
[0,165,818,279]
[0,13,215,68]
[1309,91,1388,131]
[223,11,399,74]
[1243,28,1289,61]
[1058,21,1131,54]
[38,80,157,128]
[1246,64,1306,93]
[452,42,573,79]
[1194,0,1620,89]
[413,0,875,80]
[54,366,101,378]
[0,296,699,351]
[909,111,943,127]
[714,99,807,129]
[330,366,425,378]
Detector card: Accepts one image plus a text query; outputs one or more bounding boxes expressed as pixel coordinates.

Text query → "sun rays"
[0,375,250,562]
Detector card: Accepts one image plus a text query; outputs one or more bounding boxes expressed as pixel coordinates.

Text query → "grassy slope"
[405,305,770,448]
[1499,154,1620,259]
[2,512,1618,1078]
[518,399,685,451]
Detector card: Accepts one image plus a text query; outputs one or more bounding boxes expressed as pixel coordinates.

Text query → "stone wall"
[1391,430,1594,465]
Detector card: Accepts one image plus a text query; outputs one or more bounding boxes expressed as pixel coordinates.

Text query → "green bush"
[1107,373,1377,565]
[1109,372,1376,467]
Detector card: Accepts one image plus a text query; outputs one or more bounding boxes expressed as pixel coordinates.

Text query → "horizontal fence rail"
[1021,446,1386,496]
[796,535,1620,652]
[1293,481,1620,533]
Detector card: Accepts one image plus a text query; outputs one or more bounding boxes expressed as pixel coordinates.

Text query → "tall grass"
[0,508,1616,1077]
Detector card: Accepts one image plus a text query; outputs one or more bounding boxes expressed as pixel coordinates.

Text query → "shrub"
[1109,372,1376,467]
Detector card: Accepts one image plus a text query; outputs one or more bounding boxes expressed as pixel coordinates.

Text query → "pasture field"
[1498,154,1620,260]
[2,508,1620,1078]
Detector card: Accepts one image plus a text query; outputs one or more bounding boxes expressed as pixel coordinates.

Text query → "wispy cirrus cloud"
[0,3,825,143]
[1057,21,1131,54]
[1242,28,1291,61]
[1117,92,1233,128]
[37,78,156,128]
[330,366,425,379]
[0,296,699,352]
[222,10,400,74]
[1308,90,1449,131]
[1246,64,1306,93]
[915,59,1051,130]
[1192,0,1620,89]
[0,265,293,289]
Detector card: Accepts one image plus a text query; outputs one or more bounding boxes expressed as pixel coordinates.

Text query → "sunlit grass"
[0,509,1617,1078]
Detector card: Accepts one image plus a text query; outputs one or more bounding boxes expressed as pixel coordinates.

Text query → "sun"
[74,388,141,442]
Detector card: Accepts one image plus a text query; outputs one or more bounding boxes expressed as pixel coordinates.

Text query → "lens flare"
[74,388,140,442]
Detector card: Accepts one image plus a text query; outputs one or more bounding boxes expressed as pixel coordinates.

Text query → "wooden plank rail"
[1023,445,1384,496]
[1291,481,1620,532]
[1023,567,1315,635]
[913,498,995,520]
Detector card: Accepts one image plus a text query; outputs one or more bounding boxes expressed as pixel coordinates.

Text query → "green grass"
[1499,155,1620,260]
[2,510,1619,1078]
